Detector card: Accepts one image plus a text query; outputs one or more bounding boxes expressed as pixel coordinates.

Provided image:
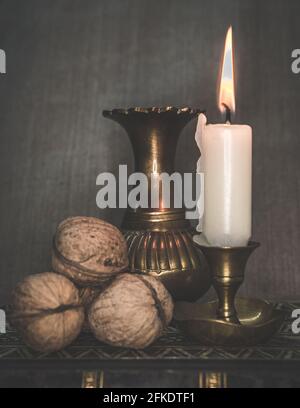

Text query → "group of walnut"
[10,216,174,352]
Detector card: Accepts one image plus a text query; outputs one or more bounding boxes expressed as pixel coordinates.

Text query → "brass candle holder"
[200,241,260,325]
[174,237,285,346]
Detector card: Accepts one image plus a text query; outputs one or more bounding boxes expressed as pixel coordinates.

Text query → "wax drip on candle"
[195,113,207,174]
[195,113,207,232]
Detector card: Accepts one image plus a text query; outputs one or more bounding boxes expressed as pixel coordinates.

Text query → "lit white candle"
[195,27,252,247]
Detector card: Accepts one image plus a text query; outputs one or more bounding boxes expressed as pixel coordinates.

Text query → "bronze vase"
[103,107,211,301]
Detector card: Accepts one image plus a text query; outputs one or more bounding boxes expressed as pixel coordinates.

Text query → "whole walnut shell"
[10,272,84,352]
[52,216,129,286]
[88,273,174,349]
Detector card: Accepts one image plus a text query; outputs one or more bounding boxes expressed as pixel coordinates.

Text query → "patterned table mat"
[0,302,299,362]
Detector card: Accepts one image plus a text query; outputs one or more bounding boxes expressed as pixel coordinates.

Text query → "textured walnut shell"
[10,273,84,352]
[52,216,129,286]
[88,273,174,349]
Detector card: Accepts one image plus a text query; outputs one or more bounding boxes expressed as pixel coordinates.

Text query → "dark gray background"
[0,0,299,304]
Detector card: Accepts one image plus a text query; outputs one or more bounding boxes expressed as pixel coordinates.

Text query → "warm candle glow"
[218,26,235,114]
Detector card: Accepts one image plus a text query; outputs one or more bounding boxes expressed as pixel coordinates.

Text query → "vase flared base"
[123,227,211,301]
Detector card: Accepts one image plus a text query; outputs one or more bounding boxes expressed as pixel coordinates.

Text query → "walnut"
[10,273,84,352]
[52,216,129,286]
[88,273,174,349]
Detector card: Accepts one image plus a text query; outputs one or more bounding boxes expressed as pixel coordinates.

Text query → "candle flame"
[218,26,235,114]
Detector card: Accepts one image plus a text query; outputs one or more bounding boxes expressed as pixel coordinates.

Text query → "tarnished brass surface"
[124,229,210,301]
[179,239,285,345]
[103,107,211,301]
[81,370,104,388]
[194,240,260,324]
[198,371,227,388]
[174,298,285,346]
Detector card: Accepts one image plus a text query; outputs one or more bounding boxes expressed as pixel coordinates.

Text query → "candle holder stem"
[197,241,260,324]
[214,275,243,324]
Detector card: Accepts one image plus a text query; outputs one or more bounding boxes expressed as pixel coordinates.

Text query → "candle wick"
[222,103,231,124]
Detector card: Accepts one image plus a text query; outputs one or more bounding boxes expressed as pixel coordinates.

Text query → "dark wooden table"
[0,302,299,387]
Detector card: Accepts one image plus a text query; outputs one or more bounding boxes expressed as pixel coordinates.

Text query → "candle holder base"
[174,297,285,346]
[177,236,287,345]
